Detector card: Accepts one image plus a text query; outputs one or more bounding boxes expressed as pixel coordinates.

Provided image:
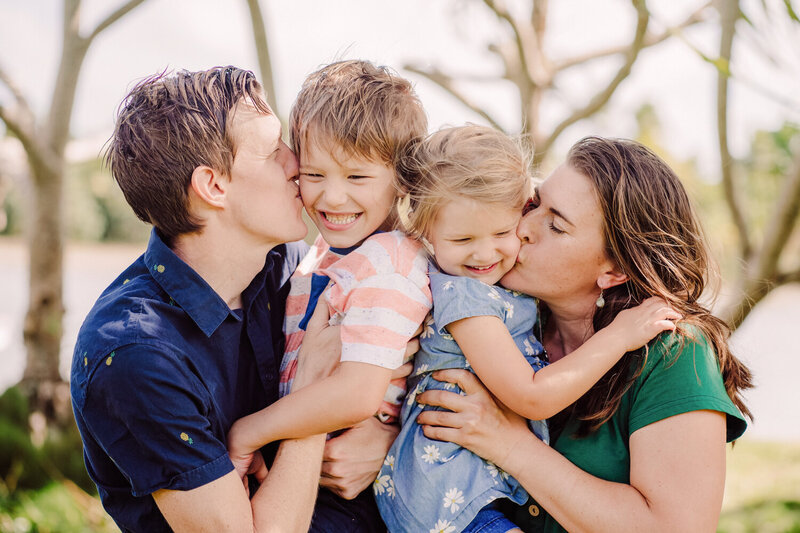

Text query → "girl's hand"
[415,369,531,467]
[605,296,682,353]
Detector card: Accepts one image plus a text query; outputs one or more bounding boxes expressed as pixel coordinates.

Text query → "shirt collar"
[143,229,236,337]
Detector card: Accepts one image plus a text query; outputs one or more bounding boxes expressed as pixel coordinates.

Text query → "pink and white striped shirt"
[279,230,432,423]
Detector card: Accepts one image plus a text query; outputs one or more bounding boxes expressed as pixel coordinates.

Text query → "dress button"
[528,504,540,517]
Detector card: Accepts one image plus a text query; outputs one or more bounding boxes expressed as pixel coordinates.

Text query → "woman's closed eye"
[548,220,565,235]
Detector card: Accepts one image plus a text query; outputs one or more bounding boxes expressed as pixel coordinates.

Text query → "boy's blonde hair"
[289,60,427,166]
[397,125,532,239]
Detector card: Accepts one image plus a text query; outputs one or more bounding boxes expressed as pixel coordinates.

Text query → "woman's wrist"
[496,426,548,478]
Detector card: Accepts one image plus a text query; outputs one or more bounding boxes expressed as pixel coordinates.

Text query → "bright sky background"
[1,0,798,177]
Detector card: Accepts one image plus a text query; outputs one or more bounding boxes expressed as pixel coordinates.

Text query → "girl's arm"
[228,362,393,460]
[447,296,680,420]
[417,369,726,532]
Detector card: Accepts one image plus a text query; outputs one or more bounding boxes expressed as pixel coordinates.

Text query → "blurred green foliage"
[719,440,800,532]
[0,387,95,494]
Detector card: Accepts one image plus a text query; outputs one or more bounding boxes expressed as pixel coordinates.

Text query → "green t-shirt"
[505,330,747,532]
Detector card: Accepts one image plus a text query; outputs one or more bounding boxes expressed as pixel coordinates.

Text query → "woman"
[416,136,752,532]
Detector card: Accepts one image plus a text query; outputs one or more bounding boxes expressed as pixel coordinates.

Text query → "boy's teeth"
[324,213,358,225]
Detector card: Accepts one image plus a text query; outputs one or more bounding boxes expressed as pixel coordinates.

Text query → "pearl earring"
[595,290,605,308]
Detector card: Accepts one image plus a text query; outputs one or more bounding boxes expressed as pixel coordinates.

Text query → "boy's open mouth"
[321,212,361,226]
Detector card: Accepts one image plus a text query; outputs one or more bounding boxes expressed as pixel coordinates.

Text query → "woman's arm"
[417,369,727,533]
[448,296,680,419]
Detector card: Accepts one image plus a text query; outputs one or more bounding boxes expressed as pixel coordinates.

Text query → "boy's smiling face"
[299,137,397,249]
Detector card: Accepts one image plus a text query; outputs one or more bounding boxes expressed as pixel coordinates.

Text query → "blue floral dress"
[375,269,548,533]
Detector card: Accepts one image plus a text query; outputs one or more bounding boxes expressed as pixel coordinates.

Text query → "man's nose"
[281,141,299,177]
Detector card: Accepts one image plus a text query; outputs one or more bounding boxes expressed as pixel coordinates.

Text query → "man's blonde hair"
[397,125,532,239]
[289,60,427,166]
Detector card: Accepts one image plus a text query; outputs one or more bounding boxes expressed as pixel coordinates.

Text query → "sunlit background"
[1,0,799,531]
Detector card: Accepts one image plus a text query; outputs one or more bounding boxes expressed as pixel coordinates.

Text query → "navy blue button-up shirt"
[70,230,307,532]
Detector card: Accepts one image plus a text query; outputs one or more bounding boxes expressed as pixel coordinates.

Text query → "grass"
[0,438,797,532]
[719,439,800,532]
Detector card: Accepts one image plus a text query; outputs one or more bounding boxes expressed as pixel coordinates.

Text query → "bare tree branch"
[554,1,712,71]
[245,0,279,116]
[755,148,800,281]
[538,0,650,159]
[404,64,506,132]
[717,0,752,259]
[482,0,535,87]
[0,105,55,178]
[87,0,148,42]
[0,63,35,119]
[724,150,800,329]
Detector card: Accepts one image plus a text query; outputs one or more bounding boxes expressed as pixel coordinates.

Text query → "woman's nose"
[517,211,537,244]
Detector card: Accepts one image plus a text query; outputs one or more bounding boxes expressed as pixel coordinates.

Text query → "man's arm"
[155,298,340,532]
[154,436,326,533]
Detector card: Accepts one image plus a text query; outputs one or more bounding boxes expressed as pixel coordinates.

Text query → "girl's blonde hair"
[397,125,532,239]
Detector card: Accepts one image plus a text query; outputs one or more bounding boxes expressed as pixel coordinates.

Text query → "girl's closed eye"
[348,174,370,180]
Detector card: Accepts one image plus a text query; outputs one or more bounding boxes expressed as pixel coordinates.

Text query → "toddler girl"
[375,125,680,533]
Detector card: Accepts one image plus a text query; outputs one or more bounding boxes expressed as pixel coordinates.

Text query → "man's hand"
[320,416,400,499]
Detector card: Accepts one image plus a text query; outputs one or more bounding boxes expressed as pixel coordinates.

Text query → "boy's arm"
[448,297,680,420]
[228,362,393,457]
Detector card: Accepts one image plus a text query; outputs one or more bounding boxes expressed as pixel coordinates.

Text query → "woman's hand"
[416,369,532,467]
[605,296,682,353]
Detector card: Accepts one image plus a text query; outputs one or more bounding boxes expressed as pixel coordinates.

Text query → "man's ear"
[189,165,227,208]
[597,266,628,290]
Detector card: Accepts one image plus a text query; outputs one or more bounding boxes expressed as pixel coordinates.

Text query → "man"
[70,67,396,532]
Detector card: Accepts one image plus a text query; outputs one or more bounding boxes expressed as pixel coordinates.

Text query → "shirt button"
[528,504,540,517]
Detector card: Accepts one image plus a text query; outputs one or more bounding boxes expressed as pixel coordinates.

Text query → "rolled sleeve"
[81,343,233,496]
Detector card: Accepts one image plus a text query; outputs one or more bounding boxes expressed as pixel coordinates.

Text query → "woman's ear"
[189,165,227,208]
[597,266,628,290]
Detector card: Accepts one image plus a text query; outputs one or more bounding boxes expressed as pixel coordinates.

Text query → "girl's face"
[299,139,397,249]
[501,164,611,306]
[427,196,521,285]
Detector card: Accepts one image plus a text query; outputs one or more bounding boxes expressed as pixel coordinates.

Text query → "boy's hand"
[294,296,341,390]
[228,439,268,485]
[605,296,682,353]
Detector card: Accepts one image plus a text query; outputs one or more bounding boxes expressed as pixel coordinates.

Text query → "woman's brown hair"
[565,136,752,436]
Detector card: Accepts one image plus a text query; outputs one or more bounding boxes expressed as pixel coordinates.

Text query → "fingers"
[404,337,420,362]
[306,293,332,333]
[429,368,486,396]
[391,361,413,380]
[420,424,462,445]
[415,406,464,429]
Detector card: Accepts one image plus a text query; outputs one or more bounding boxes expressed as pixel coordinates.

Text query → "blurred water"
[0,238,797,441]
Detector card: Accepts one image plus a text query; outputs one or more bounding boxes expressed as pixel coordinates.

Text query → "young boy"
[226,60,431,530]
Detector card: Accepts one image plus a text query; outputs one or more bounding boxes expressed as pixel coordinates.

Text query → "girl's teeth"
[324,213,358,225]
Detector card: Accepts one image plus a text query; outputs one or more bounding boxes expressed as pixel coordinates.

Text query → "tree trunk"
[21,161,70,421]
